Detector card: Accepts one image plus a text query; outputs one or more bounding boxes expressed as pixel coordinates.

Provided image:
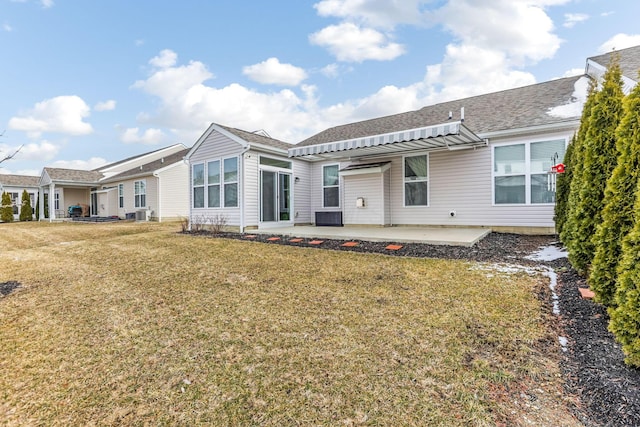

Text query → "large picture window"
[323,164,339,208]
[404,155,428,206]
[207,160,220,208]
[192,163,205,208]
[134,180,146,208]
[493,139,565,204]
[223,157,238,207]
[192,157,238,208]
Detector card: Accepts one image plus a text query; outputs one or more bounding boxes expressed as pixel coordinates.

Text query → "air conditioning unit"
[135,209,152,221]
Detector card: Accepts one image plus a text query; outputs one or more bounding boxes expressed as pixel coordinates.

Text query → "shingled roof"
[588,45,640,82]
[43,168,103,184]
[104,148,189,182]
[217,124,292,150]
[0,174,40,187]
[296,75,584,147]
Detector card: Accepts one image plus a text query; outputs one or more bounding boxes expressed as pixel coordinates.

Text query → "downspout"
[239,146,250,233]
[153,171,162,222]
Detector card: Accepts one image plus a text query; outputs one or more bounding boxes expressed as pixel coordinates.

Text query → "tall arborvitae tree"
[554,134,576,235]
[19,190,33,221]
[590,79,640,306]
[610,178,640,367]
[563,58,624,274]
[561,81,597,263]
[0,191,13,222]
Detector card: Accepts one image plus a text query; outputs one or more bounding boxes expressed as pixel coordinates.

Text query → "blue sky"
[1,0,639,176]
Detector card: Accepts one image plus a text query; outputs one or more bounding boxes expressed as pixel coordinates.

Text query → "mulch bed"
[194,230,640,427]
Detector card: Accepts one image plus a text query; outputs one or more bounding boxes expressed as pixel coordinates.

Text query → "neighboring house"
[38,144,189,222]
[186,45,639,234]
[0,174,40,220]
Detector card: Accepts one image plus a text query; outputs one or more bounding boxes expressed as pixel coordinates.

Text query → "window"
[260,156,291,169]
[118,184,124,208]
[323,164,339,207]
[134,180,146,208]
[493,139,565,204]
[9,192,18,215]
[192,163,205,208]
[54,192,60,210]
[207,160,220,208]
[404,155,428,206]
[223,157,238,207]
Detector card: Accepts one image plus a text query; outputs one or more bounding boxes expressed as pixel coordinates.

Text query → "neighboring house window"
[207,160,221,208]
[118,184,124,208]
[223,157,238,207]
[54,192,60,210]
[404,155,429,206]
[323,164,340,208]
[192,163,205,208]
[493,139,565,204]
[134,180,146,208]
[9,192,18,214]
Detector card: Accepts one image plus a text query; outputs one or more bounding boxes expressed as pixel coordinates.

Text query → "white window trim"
[134,179,147,209]
[191,157,240,209]
[402,153,430,208]
[491,138,567,206]
[192,163,205,209]
[54,191,60,210]
[322,163,340,208]
[223,157,239,208]
[207,160,221,208]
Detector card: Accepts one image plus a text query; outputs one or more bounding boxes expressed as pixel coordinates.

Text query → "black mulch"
[190,230,640,427]
[0,280,20,297]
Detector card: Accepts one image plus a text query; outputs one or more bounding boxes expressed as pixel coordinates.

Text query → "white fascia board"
[185,123,249,160]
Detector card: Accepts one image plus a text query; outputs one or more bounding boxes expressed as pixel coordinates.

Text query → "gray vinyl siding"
[189,129,244,227]
[293,160,311,224]
[243,151,259,228]
[343,173,385,225]
[157,162,189,221]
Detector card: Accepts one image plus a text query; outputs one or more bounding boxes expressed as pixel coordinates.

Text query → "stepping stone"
[289,238,303,243]
[244,235,257,239]
[266,237,281,241]
[578,288,595,299]
[341,241,359,247]
[385,244,403,251]
[309,240,324,245]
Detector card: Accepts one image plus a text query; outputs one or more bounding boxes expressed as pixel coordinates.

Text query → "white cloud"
[313,0,430,29]
[242,58,308,86]
[309,22,405,62]
[563,13,588,28]
[8,95,93,138]
[599,33,640,53]
[120,127,167,145]
[3,22,13,32]
[0,167,40,176]
[135,39,145,46]
[2,140,60,161]
[561,68,585,78]
[51,157,108,170]
[41,0,54,8]
[94,100,116,111]
[320,63,340,78]
[149,49,178,68]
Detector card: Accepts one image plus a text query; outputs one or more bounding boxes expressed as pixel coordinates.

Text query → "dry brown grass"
[0,222,579,426]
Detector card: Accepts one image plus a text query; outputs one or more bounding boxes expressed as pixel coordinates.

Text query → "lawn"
[0,222,578,426]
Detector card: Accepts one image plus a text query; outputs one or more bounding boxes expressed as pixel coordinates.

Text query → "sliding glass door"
[260,170,291,224]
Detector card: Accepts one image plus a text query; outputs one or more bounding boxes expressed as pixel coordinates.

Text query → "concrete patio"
[252,225,492,247]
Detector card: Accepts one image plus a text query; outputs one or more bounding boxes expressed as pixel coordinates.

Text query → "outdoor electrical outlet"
[449,210,457,217]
